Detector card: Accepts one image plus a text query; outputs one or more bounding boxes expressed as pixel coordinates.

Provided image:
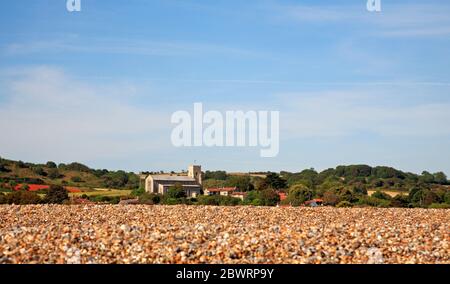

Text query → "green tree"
[264,173,287,189]
[259,189,280,206]
[46,161,57,168]
[167,183,186,199]
[419,171,435,183]
[225,175,254,191]
[287,184,314,206]
[71,176,83,183]
[433,172,448,184]
[33,166,46,176]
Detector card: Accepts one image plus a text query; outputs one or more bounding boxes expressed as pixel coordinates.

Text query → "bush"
[90,195,120,204]
[71,176,83,183]
[47,168,60,179]
[336,201,353,208]
[3,190,42,204]
[357,196,391,208]
[322,191,340,206]
[131,187,145,197]
[139,192,161,204]
[445,191,450,205]
[33,167,46,176]
[43,185,69,204]
[390,194,410,208]
[428,203,450,209]
[0,193,6,204]
[19,184,30,191]
[161,197,180,205]
[372,190,392,200]
[197,195,241,206]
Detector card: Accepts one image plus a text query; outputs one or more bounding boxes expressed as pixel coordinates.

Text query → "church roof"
[148,175,196,182]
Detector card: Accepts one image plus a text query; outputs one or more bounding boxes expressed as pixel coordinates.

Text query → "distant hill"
[0,157,139,190]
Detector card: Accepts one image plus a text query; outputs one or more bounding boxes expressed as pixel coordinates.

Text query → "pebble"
[0,205,448,264]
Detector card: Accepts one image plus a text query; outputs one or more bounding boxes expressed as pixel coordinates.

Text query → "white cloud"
[273,3,450,38]
[279,90,450,138]
[0,66,171,165]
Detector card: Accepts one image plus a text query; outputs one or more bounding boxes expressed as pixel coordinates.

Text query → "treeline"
[0,157,139,189]
[201,166,450,208]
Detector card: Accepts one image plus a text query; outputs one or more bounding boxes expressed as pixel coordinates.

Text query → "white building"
[144,165,202,198]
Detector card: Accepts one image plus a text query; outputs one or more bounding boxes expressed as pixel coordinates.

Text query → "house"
[204,187,238,196]
[204,187,247,200]
[230,191,247,201]
[144,165,202,198]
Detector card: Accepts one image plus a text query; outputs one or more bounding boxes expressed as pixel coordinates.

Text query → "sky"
[0,0,450,175]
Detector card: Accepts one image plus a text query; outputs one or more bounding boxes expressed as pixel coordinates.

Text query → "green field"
[69,189,132,198]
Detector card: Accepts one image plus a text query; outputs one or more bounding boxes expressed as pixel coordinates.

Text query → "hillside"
[0,157,139,190]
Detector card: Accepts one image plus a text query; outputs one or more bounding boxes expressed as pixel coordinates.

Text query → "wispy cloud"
[272,3,450,38]
[0,66,171,167]
[1,38,269,59]
[279,90,450,138]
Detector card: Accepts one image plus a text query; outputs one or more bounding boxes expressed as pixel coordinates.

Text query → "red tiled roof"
[304,198,323,204]
[278,192,288,201]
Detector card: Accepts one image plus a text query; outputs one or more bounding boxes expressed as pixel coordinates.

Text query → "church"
[144,165,202,198]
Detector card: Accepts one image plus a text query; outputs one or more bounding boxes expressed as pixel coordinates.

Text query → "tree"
[204,171,227,180]
[46,161,57,168]
[433,172,448,184]
[419,171,435,183]
[166,183,186,199]
[33,166,46,176]
[264,173,287,189]
[43,185,69,204]
[47,168,60,179]
[225,175,254,191]
[323,191,340,206]
[71,176,83,183]
[391,194,411,208]
[349,183,368,196]
[259,189,280,206]
[445,191,450,205]
[288,184,314,206]
[202,179,226,189]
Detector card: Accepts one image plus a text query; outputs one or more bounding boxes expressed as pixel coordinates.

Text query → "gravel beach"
[0,205,448,264]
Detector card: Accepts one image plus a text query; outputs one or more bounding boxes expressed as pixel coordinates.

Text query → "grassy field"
[69,189,132,198]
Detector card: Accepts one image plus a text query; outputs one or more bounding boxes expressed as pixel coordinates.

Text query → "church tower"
[188,165,202,185]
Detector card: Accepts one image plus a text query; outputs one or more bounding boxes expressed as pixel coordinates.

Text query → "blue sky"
[1,0,450,175]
